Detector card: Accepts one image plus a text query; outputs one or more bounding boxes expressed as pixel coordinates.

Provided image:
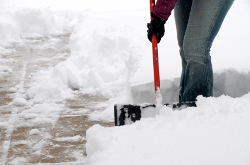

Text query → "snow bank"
[0,12,21,47]
[130,69,250,104]
[0,7,78,48]
[86,93,250,165]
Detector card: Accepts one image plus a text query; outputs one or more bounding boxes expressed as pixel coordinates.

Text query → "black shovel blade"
[114,102,196,126]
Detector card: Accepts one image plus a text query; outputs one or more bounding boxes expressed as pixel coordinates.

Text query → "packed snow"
[0,0,250,164]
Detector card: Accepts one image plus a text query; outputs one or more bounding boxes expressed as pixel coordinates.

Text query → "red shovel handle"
[150,0,160,99]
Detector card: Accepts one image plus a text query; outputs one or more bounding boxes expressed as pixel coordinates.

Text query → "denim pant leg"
[174,0,234,102]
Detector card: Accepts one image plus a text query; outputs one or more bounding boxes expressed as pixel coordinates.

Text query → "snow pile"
[13,8,81,37]
[0,12,21,47]
[0,8,88,104]
[26,17,143,104]
[91,69,250,122]
[68,23,142,95]
[0,7,78,48]
[130,69,250,104]
[13,8,60,38]
[26,80,64,104]
[86,93,250,165]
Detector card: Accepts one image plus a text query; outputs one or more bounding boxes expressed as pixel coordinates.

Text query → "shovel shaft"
[150,0,155,14]
[152,36,160,93]
[150,0,160,99]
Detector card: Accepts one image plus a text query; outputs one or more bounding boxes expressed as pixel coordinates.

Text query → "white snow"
[29,129,40,136]
[0,0,250,164]
[24,113,39,120]
[55,135,85,142]
[11,98,27,106]
[86,94,250,165]
[0,7,79,54]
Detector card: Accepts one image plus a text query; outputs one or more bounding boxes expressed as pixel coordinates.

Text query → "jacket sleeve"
[152,0,177,21]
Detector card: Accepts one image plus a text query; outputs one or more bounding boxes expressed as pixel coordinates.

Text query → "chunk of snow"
[11,98,27,106]
[7,68,12,73]
[26,81,62,103]
[24,113,39,120]
[29,129,40,136]
[9,87,17,93]
[55,135,85,142]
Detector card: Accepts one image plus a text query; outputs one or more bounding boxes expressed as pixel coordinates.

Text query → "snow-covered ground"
[0,0,250,164]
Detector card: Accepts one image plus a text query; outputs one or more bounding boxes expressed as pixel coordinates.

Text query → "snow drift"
[86,93,250,165]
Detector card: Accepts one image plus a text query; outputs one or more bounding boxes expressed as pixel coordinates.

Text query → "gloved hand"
[147,13,166,43]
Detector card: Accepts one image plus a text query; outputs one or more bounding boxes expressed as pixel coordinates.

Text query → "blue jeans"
[174,0,234,102]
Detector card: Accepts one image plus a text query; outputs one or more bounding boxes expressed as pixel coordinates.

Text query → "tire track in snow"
[0,47,29,165]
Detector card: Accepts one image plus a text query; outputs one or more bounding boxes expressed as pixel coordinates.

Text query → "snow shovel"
[114,0,196,126]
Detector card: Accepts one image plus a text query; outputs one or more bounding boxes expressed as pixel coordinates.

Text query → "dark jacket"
[152,0,177,21]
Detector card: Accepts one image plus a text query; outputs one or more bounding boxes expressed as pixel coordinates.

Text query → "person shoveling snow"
[115,0,235,125]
